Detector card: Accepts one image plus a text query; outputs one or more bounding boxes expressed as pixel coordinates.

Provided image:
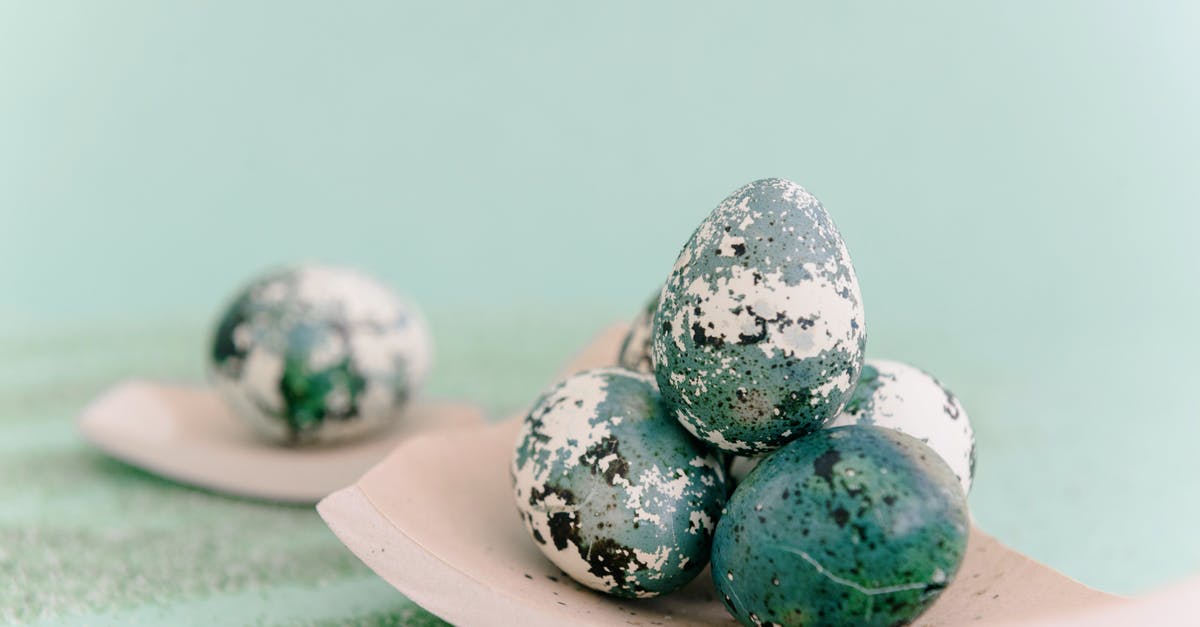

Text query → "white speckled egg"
[209,265,432,445]
[727,359,976,492]
[653,178,866,454]
[511,368,727,598]
[828,359,976,493]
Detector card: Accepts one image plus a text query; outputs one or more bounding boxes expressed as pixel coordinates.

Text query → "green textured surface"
[3,1,1200,623]
[0,312,607,626]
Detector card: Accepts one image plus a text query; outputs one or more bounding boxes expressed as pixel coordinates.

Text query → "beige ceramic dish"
[78,380,483,503]
[319,324,1197,625]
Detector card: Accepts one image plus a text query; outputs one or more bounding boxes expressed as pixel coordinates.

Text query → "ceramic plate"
[315,324,1165,625]
[78,380,483,503]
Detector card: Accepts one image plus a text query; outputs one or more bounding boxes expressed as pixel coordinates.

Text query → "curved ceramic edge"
[318,482,561,627]
[920,527,1115,624]
[77,379,484,503]
[320,417,737,627]
[1010,576,1198,627]
[318,414,1116,627]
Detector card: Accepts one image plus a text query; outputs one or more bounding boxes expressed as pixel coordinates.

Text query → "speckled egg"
[829,359,976,494]
[511,368,727,598]
[617,293,660,374]
[209,265,432,445]
[726,360,977,492]
[653,178,866,454]
[712,425,968,627]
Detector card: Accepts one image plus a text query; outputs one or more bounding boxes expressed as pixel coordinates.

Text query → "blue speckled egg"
[653,178,866,454]
[712,425,968,627]
[209,265,431,445]
[510,368,727,598]
[617,293,660,374]
[830,359,976,493]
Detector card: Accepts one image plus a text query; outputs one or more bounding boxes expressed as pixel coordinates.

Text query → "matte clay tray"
[78,381,483,503]
[319,324,1196,626]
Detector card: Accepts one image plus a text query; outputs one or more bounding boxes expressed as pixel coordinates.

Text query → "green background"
[3,1,1198,624]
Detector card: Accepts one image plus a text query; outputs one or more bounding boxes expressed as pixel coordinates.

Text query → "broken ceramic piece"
[78,380,483,503]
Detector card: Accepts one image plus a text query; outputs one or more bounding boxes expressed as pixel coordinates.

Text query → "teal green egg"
[653,178,866,454]
[711,425,967,627]
[510,368,727,598]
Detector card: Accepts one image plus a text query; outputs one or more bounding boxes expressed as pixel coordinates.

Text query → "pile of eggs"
[511,178,976,626]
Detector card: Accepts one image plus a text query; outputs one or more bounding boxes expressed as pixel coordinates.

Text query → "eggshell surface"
[617,293,659,374]
[829,359,976,493]
[712,425,968,627]
[511,368,727,598]
[209,265,431,444]
[653,178,866,453]
[726,360,977,492]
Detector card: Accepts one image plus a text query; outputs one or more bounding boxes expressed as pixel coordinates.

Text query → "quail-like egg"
[829,359,976,493]
[511,368,727,598]
[209,265,431,445]
[712,425,968,627]
[727,360,977,492]
[617,293,659,374]
[653,178,866,454]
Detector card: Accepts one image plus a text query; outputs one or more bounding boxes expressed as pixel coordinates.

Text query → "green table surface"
[3,313,618,626]
[4,308,1197,625]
